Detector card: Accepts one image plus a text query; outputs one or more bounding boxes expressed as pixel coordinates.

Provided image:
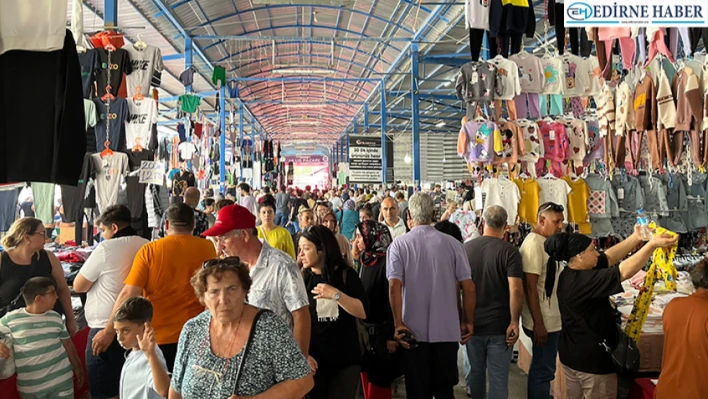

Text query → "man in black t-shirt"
[463,205,524,399]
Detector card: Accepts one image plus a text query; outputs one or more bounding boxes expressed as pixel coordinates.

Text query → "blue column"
[346,132,350,163]
[251,122,256,188]
[239,103,244,181]
[380,79,388,184]
[411,43,421,185]
[184,37,193,170]
[364,104,369,131]
[219,85,226,193]
[482,31,490,61]
[353,120,358,135]
[104,0,118,27]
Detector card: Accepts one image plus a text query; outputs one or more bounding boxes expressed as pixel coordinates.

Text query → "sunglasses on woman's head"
[202,256,242,269]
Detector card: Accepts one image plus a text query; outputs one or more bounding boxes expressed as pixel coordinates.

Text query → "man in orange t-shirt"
[90,203,216,372]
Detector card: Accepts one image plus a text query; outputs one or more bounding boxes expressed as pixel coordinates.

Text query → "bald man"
[159,187,210,237]
[380,196,406,239]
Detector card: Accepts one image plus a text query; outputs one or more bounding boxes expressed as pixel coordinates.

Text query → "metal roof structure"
[70,0,558,178]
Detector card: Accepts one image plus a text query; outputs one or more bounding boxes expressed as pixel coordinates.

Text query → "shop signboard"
[139,161,165,185]
[284,155,329,189]
[349,135,382,184]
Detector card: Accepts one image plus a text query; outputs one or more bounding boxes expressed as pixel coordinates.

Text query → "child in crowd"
[113,297,170,399]
[0,277,84,399]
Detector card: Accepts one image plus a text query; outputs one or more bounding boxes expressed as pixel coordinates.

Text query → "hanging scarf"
[625,222,678,342]
[544,232,593,299]
[343,199,356,211]
[357,220,393,268]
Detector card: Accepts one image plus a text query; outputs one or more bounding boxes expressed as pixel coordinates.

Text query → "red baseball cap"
[201,204,256,237]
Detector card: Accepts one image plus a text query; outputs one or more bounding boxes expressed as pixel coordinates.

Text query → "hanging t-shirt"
[536,177,572,220]
[179,94,201,113]
[514,178,540,225]
[91,153,128,213]
[84,99,97,131]
[96,48,133,97]
[456,61,500,103]
[179,68,194,87]
[536,120,569,163]
[78,49,101,98]
[561,53,591,99]
[178,142,198,161]
[490,57,521,100]
[465,0,490,30]
[562,176,591,234]
[93,98,129,152]
[494,121,524,164]
[541,55,564,95]
[509,52,545,93]
[124,44,163,97]
[126,98,158,149]
[0,1,67,55]
[517,119,544,162]
[462,121,497,163]
[583,56,603,98]
[562,119,587,163]
[31,183,55,225]
[583,118,604,164]
[481,177,521,225]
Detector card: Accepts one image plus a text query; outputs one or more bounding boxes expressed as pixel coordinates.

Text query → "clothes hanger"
[132,137,144,152]
[134,34,148,50]
[133,86,144,101]
[100,140,114,158]
[101,86,114,102]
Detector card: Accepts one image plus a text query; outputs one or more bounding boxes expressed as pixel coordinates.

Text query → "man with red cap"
[202,204,311,357]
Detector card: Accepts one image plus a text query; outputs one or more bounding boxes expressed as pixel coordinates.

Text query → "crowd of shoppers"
[0,182,702,399]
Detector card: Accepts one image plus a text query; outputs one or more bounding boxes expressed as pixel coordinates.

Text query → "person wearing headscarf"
[351,220,400,399]
[319,209,353,266]
[339,199,359,241]
[546,227,678,399]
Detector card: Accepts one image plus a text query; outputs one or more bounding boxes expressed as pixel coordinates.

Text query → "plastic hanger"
[100,140,114,158]
[134,34,147,50]
[101,86,114,102]
[105,43,116,52]
[132,137,144,152]
[133,86,144,101]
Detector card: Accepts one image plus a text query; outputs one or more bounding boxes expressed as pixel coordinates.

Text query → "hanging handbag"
[561,299,640,374]
[232,309,267,396]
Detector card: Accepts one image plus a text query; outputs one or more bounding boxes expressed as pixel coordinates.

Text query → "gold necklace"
[210,312,244,358]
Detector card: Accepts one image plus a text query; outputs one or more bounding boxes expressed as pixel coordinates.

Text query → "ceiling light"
[444,80,452,87]
[253,0,354,5]
[289,120,321,125]
[436,121,446,128]
[313,11,319,23]
[272,69,335,75]
[404,154,411,164]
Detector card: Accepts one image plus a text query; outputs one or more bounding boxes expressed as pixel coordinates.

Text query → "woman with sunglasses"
[298,225,368,399]
[319,209,353,266]
[0,218,76,334]
[545,227,678,399]
[351,220,401,399]
[169,257,313,399]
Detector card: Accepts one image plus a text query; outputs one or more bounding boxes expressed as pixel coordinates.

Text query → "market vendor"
[545,226,678,399]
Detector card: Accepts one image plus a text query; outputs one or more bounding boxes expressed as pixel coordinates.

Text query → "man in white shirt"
[73,205,149,399]
[520,202,565,399]
[329,190,343,210]
[379,197,406,239]
[238,182,257,216]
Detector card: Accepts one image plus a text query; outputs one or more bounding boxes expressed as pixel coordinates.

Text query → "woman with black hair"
[545,227,678,399]
[351,220,399,399]
[298,225,369,399]
[257,199,296,259]
[462,189,475,211]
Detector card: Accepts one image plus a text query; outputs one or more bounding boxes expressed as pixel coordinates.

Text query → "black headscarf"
[356,220,393,268]
[543,232,593,299]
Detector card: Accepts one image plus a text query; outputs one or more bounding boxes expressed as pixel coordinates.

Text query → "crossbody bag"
[232,309,267,395]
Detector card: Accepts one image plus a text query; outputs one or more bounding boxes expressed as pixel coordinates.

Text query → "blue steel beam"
[186,5,415,36]
[227,53,375,74]
[104,0,117,27]
[219,84,226,192]
[411,43,420,184]
[380,79,387,184]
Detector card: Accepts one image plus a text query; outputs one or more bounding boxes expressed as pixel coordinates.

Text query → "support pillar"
[184,37,193,170]
[104,0,118,28]
[219,85,226,193]
[239,103,244,181]
[411,43,421,185]
[380,79,387,184]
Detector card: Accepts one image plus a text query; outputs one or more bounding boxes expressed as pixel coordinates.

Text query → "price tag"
[138,161,165,185]
[617,188,625,200]
[549,129,556,141]
[470,71,479,85]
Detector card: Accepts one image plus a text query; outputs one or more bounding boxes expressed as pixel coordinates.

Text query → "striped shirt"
[0,309,73,395]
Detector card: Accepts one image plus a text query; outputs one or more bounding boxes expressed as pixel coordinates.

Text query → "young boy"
[0,277,84,399]
[113,297,170,399]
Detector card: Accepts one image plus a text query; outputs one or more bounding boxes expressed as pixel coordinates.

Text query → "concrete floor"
[394,347,529,398]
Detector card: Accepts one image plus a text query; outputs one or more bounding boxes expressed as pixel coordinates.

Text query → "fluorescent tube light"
[272,69,335,75]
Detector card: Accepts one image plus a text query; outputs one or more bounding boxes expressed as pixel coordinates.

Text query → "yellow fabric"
[562,176,592,234]
[258,226,297,259]
[624,223,678,342]
[514,178,540,225]
[493,128,504,153]
[501,0,529,6]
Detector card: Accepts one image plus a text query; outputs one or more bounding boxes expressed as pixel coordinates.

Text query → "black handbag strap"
[232,309,267,395]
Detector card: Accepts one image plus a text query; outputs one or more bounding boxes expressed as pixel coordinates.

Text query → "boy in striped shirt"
[0,277,84,399]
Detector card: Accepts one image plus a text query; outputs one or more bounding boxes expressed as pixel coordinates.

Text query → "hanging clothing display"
[96,47,133,97]
[124,44,164,97]
[93,97,129,152]
[31,183,56,225]
[78,49,101,98]
[125,97,158,149]
[0,30,87,185]
[91,153,128,214]
[0,187,19,233]
[0,1,68,55]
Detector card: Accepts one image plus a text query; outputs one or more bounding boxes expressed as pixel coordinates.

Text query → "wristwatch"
[333,291,342,302]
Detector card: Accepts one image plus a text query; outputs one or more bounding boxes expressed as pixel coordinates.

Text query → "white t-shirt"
[79,236,149,328]
[536,178,572,220]
[519,232,562,332]
[126,98,158,149]
[465,0,490,30]
[541,56,565,95]
[178,142,198,161]
[123,44,163,97]
[92,153,129,214]
[84,99,97,131]
[561,54,592,98]
[583,56,603,98]
[330,196,343,210]
[481,178,521,225]
[490,57,521,100]
[0,0,67,55]
[120,346,167,399]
